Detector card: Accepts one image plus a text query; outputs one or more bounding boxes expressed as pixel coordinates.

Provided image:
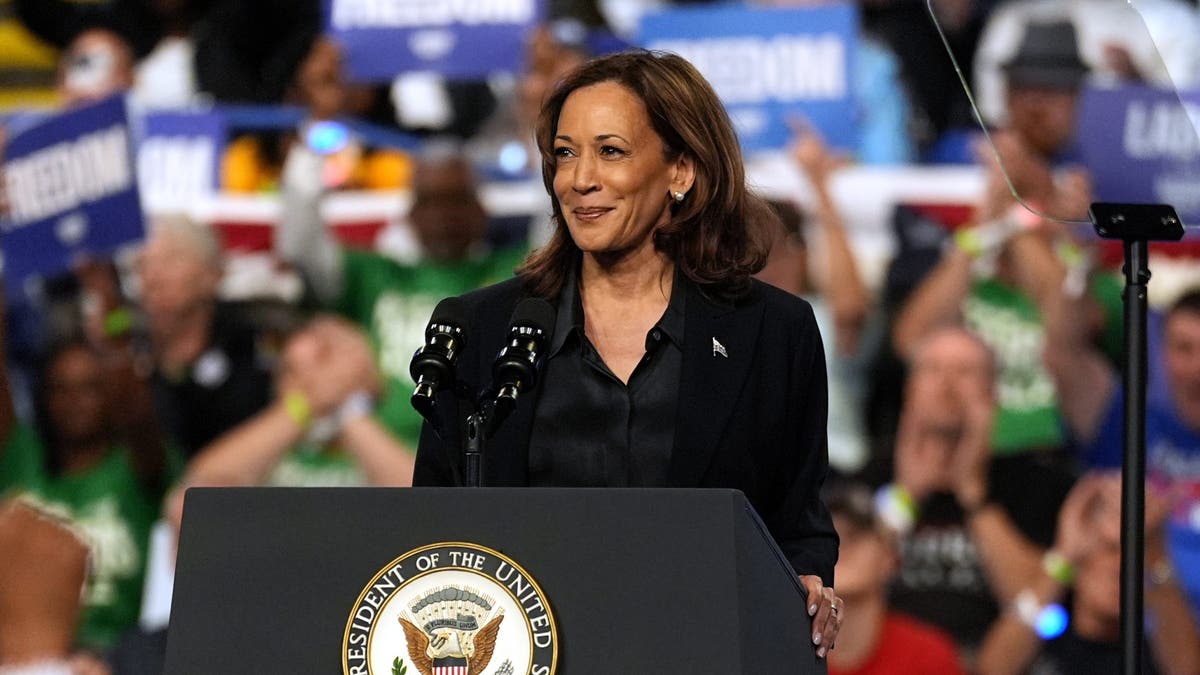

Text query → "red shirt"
[830,612,965,675]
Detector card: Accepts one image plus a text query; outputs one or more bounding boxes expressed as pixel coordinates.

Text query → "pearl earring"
[672,191,685,203]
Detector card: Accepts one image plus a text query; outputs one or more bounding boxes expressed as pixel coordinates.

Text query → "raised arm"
[1145,484,1200,675]
[313,317,414,486]
[892,248,973,360]
[278,143,345,305]
[185,316,368,486]
[337,414,415,487]
[75,259,168,489]
[184,397,309,487]
[974,474,1107,675]
[790,123,869,356]
[1007,225,1116,445]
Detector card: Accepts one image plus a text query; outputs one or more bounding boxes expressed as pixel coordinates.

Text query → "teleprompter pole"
[1120,238,1148,675]
[1088,204,1183,675]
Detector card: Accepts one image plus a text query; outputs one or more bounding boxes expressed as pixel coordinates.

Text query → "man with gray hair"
[878,326,1076,660]
[137,215,276,457]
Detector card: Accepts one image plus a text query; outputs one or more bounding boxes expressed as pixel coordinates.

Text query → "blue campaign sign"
[326,0,546,81]
[138,111,227,212]
[639,4,859,152]
[1077,86,1200,225]
[1,95,144,291]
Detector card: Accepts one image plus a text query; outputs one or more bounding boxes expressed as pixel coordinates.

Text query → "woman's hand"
[799,575,843,658]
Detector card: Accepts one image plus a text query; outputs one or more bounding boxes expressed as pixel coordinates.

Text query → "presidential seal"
[343,543,558,675]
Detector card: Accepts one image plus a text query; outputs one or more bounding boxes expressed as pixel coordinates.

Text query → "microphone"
[485,298,556,435]
[409,297,468,428]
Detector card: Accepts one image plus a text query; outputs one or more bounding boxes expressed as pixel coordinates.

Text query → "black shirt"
[1030,631,1158,675]
[527,269,685,487]
[889,450,1077,649]
[151,302,275,457]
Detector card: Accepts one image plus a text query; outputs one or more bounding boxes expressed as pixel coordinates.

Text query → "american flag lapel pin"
[712,337,728,358]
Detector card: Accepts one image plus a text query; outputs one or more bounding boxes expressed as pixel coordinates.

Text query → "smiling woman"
[521,50,774,303]
[549,81,691,263]
[413,50,844,658]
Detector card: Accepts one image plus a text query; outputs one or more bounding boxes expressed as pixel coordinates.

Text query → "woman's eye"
[553,146,574,159]
[599,145,626,157]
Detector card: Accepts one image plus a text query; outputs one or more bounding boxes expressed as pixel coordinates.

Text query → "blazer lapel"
[668,282,766,487]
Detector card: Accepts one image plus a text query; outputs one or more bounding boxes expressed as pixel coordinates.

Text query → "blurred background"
[2,0,1200,673]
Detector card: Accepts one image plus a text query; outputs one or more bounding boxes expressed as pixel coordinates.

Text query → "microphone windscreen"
[510,298,556,340]
[429,296,468,330]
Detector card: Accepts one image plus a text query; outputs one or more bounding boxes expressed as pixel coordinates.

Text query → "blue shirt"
[1081,389,1200,619]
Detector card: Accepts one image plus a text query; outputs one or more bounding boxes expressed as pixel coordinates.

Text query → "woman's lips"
[572,207,611,222]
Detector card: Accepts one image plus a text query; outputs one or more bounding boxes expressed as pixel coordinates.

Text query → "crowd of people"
[1,0,1200,673]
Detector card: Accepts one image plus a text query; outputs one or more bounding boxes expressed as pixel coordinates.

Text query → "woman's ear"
[671,153,696,197]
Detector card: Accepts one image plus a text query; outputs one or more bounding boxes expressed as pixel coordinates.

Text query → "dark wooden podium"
[165,488,826,674]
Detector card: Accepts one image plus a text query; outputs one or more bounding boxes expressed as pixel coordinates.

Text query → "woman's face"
[45,346,108,445]
[551,82,693,257]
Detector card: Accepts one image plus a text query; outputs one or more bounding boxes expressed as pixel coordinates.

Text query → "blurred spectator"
[55,27,133,107]
[892,20,1123,456]
[469,20,590,183]
[1042,284,1200,619]
[880,326,1075,657]
[757,123,871,473]
[14,0,321,107]
[0,499,105,674]
[860,0,991,158]
[824,482,966,675]
[769,122,870,356]
[974,472,1200,674]
[0,277,168,652]
[136,216,277,457]
[467,20,591,249]
[974,0,1200,127]
[223,37,413,194]
[279,145,527,450]
[185,316,413,488]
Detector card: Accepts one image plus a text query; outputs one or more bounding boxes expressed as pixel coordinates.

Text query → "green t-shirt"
[265,440,366,487]
[964,272,1122,454]
[0,424,45,497]
[11,434,159,651]
[337,247,528,448]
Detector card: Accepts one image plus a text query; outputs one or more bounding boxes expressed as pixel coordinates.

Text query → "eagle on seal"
[398,614,504,675]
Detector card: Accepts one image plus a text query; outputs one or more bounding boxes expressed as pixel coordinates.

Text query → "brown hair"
[518,50,776,301]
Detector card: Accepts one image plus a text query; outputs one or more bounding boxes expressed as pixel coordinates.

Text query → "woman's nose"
[571,152,598,193]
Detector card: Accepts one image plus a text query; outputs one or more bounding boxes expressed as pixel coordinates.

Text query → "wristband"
[1012,588,1070,639]
[1055,240,1093,300]
[953,216,1019,259]
[954,226,988,258]
[337,390,376,426]
[1147,559,1175,589]
[1012,588,1042,628]
[283,391,312,429]
[874,483,918,534]
[102,306,134,338]
[1043,550,1076,586]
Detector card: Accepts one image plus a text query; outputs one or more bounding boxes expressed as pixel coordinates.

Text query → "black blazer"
[414,276,838,585]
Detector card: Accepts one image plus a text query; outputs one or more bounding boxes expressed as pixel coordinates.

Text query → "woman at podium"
[413,50,843,657]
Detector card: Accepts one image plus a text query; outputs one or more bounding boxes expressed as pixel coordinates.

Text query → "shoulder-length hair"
[518,50,776,302]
